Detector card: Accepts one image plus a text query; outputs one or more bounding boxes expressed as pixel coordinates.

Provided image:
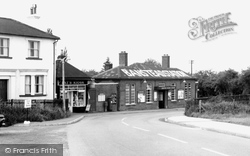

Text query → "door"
[158,91,165,109]
[0,80,7,102]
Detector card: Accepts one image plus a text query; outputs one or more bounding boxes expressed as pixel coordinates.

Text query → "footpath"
[166,116,250,139]
[13,113,84,127]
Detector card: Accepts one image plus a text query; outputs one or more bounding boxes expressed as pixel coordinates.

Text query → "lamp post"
[194,81,199,105]
[60,57,66,112]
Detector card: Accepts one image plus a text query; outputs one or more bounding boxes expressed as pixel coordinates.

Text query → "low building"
[56,60,91,112]
[91,52,197,112]
[0,17,60,101]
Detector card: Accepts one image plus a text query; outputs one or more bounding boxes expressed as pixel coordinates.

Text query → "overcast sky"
[1,0,249,73]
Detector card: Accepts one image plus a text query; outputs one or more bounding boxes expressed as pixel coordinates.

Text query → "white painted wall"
[0,34,55,100]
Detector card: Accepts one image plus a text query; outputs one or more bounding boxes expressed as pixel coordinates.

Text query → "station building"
[91,52,197,112]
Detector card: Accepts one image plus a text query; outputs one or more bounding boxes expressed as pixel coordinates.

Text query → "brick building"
[91,52,197,112]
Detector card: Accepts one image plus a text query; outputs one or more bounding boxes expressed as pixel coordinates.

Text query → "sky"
[1,0,250,74]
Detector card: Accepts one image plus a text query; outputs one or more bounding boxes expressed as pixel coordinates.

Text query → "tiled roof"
[56,60,91,80]
[0,17,60,40]
[93,63,195,80]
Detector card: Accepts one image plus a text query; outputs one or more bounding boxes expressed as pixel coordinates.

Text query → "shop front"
[59,82,87,112]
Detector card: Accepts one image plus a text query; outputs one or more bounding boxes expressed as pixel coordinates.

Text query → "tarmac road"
[67,109,250,156]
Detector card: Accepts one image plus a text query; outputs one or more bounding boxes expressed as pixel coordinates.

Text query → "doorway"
[0,80,7,101]
[158,91,165,109]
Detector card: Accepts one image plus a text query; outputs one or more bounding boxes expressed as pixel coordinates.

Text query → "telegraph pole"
[190,60,194,76]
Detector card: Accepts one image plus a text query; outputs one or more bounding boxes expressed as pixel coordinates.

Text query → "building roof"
[93,62,196,80]
[56,60,91,81]
[0,17,60,40]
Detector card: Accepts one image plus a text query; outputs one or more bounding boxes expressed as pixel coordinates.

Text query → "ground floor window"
[25,75,44,95]
[125,84,136,105]
[146,83,152,103]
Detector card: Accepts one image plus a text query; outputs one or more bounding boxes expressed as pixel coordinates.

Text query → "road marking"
[182,127,201,130]
[202,147,230,156]
[158,133,188,144]
[133,126,150,132]
[121,118,129,126]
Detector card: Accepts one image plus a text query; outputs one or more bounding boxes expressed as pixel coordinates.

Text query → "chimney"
[104,63,113,71]
[162,54,170,69]
[119,51,128,66]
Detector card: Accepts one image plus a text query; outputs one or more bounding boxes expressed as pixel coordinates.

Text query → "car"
[0,114,6,127]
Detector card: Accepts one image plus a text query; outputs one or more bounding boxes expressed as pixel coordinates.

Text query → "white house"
[0,17,60,101]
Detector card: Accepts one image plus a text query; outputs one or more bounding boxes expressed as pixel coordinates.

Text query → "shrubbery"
[0,103,71,126]
[185,97,250,117]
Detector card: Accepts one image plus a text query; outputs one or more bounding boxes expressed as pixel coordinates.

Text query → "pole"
[190,60,194,76]
[62,59,66,112]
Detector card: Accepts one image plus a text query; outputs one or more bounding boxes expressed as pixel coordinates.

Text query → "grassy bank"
[185,99,250,126]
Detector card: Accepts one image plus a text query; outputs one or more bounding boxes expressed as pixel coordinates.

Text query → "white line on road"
[121,118,129,126]
[158,133,188,144]
[133,126,150,132]
[201,148,230,156]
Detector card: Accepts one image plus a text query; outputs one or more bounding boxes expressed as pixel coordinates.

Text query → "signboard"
[154,86,176,90]
[138,91,145,103]
[178,90,184,99]
[86,104,91,112]
[24,99,32,108]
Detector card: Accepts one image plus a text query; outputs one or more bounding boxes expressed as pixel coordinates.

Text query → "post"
[62,59,66,112]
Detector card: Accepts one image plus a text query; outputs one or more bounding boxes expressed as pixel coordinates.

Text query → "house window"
[131,84,136,104]
[28,41,40,58]
[0,38,9,57]
[125,84,136,105]
[125,84,130,104]
[146,84,152,103]
[25,76,31,94]
[35,76,44,94]
[171,83,176,101]
[184,83,191,99]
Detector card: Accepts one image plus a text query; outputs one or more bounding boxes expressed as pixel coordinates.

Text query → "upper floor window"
[0,38,9,57]
[28,40,40,58]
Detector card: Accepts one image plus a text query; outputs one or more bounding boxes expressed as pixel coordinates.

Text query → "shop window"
[28,40,40,58]
[25,76,31,94]
[146,83,152,103]
[35,76,44,94]
[125,84,136,105]
[0,38,9,57]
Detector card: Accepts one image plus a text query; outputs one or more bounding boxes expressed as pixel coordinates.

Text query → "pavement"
[13,113,85,127]
[166,116,250,139]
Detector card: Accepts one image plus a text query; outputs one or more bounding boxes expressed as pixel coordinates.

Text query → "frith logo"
[188,12,237,41]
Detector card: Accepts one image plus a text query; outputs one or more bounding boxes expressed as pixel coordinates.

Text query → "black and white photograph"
[0,0,250,155]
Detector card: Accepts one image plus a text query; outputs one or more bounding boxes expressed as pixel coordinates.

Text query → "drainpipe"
[53,40,58,99]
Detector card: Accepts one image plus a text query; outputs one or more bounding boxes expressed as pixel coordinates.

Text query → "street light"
[59,57,66,112]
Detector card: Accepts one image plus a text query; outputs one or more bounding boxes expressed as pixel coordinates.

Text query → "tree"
[194,70,218,97]
[240,68,250,94]
[214,69,242,95]
[100,57,113,72]
[82,69,99,77]
[57,47,70,62]
[143,59,162,68]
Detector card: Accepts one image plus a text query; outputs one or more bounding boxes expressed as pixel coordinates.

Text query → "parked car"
[0,114,6,127]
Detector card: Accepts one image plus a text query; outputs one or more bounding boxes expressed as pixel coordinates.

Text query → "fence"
[0,99,67,109]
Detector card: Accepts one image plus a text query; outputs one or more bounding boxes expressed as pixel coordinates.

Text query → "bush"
[184,99,199,116]
[0,103,71,126]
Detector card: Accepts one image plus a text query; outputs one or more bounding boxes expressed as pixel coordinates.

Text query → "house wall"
[0,35,55,100]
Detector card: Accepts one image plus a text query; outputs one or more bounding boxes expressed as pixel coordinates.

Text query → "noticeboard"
[85,104,91,112]
[24,99,32,108]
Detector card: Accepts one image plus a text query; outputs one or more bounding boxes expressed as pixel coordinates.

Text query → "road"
[67,109,250,156]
